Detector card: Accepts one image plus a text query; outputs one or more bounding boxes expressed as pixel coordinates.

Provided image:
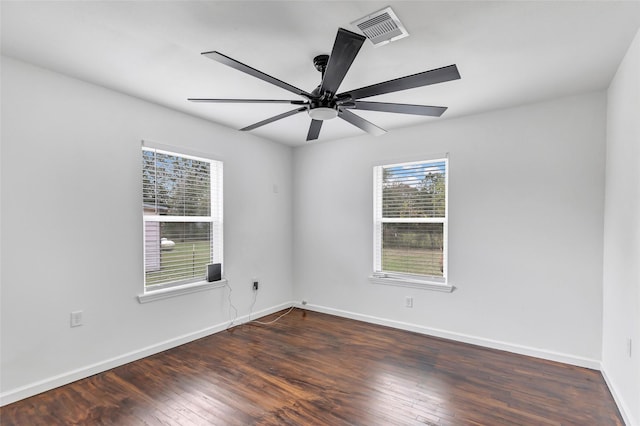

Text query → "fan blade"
[306,120,323,141]
[338,109,386,136]
[189,98,307,105]
[319,28,366,96]
[353,101,447,117]
[339,64,460,100]
[203,51,312,99]
[241,107,307,131]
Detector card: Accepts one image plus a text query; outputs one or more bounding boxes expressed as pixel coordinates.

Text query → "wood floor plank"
[1,309,624,425]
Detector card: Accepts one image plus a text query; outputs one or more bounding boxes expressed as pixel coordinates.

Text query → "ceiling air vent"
[351,6,409,46]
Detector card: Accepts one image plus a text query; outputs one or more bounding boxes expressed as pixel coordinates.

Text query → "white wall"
[1,49,629,415]
[293,91,607,366]
[603,28,640,426]
[0,56,293,404]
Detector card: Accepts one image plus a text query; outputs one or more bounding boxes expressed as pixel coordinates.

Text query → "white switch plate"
[405,296,413,308]
[70,311,83,327]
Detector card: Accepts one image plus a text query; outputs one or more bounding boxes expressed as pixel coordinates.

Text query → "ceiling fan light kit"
[190,23,460,142]
[308,107,338,121]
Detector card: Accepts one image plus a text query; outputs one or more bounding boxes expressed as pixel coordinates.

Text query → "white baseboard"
[297,302,601,370]
[601,365,637,426]
[0,301,294,407]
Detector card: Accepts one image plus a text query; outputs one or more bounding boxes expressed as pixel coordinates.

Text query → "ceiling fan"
[189,28,461,141]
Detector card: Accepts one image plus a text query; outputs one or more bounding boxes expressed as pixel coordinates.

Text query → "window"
[373,157,449,289]
[142,145,223,292]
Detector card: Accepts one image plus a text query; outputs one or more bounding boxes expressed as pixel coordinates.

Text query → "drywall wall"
[602,28,640,426]
[0,56,293,404]
[293,91,606,366]
[0,51,621,410]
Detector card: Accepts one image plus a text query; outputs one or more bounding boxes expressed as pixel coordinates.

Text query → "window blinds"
[143,147,223,288]
[374,158,447,280]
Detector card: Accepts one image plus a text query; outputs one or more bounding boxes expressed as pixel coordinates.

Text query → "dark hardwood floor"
[1,309,623,425]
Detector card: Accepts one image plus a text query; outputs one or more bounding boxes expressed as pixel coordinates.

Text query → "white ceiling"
[2,1,639,146]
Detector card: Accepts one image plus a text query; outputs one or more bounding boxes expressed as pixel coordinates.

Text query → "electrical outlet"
[405,296,413,308]
[70,311,83,327]
[253,280,259,291]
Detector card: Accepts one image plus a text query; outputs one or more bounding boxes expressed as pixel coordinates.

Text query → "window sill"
[137,279,227,304]
[369,274,454,292]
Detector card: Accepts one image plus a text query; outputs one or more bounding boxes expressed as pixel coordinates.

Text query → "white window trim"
[137,279,227,303]
[372,156,451,292]
[140,140,224,299]
[142,139,224,164]
[368,274,453,292]
[371,152,449,168]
